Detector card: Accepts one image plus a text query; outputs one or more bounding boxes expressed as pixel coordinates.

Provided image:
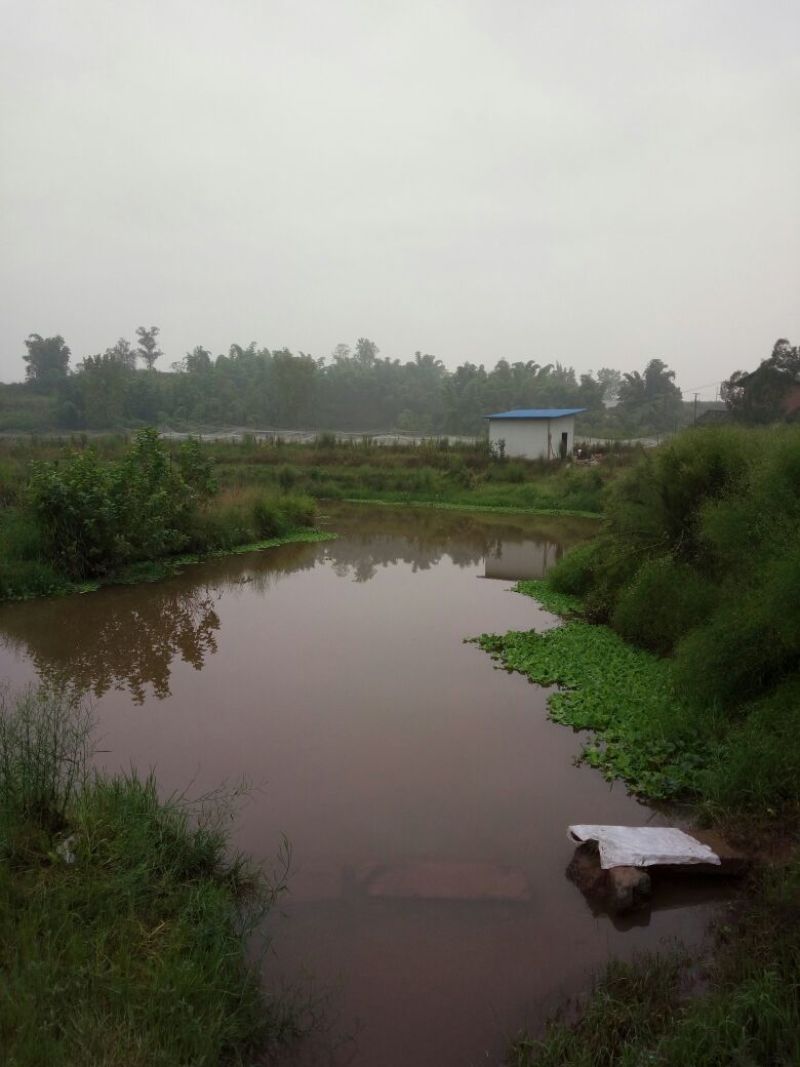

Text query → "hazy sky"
[2,1,798,397]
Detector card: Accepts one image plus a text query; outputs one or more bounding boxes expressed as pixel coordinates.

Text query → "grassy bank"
[0,687,298,1065]
[0,431,326,601]
[206,434,623,514]
[0,433,639,518]
[484,580,800,1065]
[510,855,800,1065]
[475,426,800,1063]
[480,427,800,819]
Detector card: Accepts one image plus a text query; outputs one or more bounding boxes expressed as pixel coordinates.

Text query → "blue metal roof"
[484,408,586,420]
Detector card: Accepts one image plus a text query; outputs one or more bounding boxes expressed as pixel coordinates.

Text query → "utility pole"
[693,393,699,425]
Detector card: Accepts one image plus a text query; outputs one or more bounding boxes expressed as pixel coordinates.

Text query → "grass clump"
[0,686,299,1066]
[509,857,800,1066]
[0,686,92,834]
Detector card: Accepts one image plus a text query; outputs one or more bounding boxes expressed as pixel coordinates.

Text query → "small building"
[485,408,586,460]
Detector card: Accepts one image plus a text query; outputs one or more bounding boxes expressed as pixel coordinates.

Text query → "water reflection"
[0,505,596,703]
[320,504,593,583]
[484,539,562,580]
[0,587,221,703]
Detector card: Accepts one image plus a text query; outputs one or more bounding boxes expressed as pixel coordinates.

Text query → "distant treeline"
[2,331,699,436]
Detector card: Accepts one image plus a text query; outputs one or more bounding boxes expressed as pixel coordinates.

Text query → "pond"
[0,504,723,1066]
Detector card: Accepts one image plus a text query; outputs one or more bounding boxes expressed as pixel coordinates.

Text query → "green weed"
[0,687,300,1065]
[509,858,800,1066]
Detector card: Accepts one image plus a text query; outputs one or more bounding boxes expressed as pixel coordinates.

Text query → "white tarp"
[568,824,721,869]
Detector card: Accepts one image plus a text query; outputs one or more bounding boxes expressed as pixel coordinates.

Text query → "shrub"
[611,555,717,654]
[26,449,119,578]
[0,559,65,600]
[701,678,800,813]
[548,542,599,597]
[672,590,793,709]
[279,493,315,530]
[250,496,288,539]
[276,464,299,491]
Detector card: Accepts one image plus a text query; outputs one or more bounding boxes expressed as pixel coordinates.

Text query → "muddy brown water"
[0,504,725,1066]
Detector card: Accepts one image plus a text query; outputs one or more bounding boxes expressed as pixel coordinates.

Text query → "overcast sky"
[2,1,798,397]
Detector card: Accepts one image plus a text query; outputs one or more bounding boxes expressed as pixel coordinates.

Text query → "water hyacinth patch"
[478,583,711,801]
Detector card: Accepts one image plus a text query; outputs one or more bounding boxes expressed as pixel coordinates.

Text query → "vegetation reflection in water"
[0,505,595,704]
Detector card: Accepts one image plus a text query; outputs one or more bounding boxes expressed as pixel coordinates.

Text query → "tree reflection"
[0,586,221,704]
[318,505,592,583]
[0,507,595,700]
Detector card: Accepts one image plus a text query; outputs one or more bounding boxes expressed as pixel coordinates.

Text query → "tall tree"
[22,334,70,388]
[597,367,622,404]
[104,337,137,369]
[354,337,379,366]
[136,326,162,371]
[617,359,682,432]
[722,338,800,423]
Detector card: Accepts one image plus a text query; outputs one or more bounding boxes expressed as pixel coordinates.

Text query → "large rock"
[567,844,652,914]
[607,865,652,913]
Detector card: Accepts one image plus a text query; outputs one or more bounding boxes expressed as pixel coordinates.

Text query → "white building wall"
[488,416,576,460]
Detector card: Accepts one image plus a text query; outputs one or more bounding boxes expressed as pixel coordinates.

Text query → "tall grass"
[0,685,92,833]
[510,857,800,1066]
[0,686,299,1065]
[188,486,316,552]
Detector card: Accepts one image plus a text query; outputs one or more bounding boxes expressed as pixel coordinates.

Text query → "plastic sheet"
[568,824,721,869]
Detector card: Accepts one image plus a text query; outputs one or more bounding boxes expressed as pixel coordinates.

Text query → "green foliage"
[0,687,298,1065]
[0,686,92,834]
[479,613,706,800]
[4,326,696,437]
[488,463,800,812]
[113,428,195,562]
[176,436,216,497]
[27,448,119,578]
[547,543,598,598]
[510,858,800,1066]
[24,429,196,579]
[516,578,584,617]
[21,334,70,388]
[2,431,319,596]
[700,678,800,815]
[187,489,317,553]
[611,555,716,654]
[509,952,688,1066]
[615,358,683,433]
[572,426,800,707]
[723,337,800,424]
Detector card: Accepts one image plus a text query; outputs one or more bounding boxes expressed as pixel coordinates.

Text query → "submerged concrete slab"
[356,861,530,902]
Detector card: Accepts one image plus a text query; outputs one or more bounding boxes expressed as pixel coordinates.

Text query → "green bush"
[611,555,717,654]
[548,542,599,597]
[0,559,65,600]
[27,449,119,578]
[570,426,800,704]
[276,464,299,490]
[3,431,319,594]
[672,593,791,708]
[701,678,800,813]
